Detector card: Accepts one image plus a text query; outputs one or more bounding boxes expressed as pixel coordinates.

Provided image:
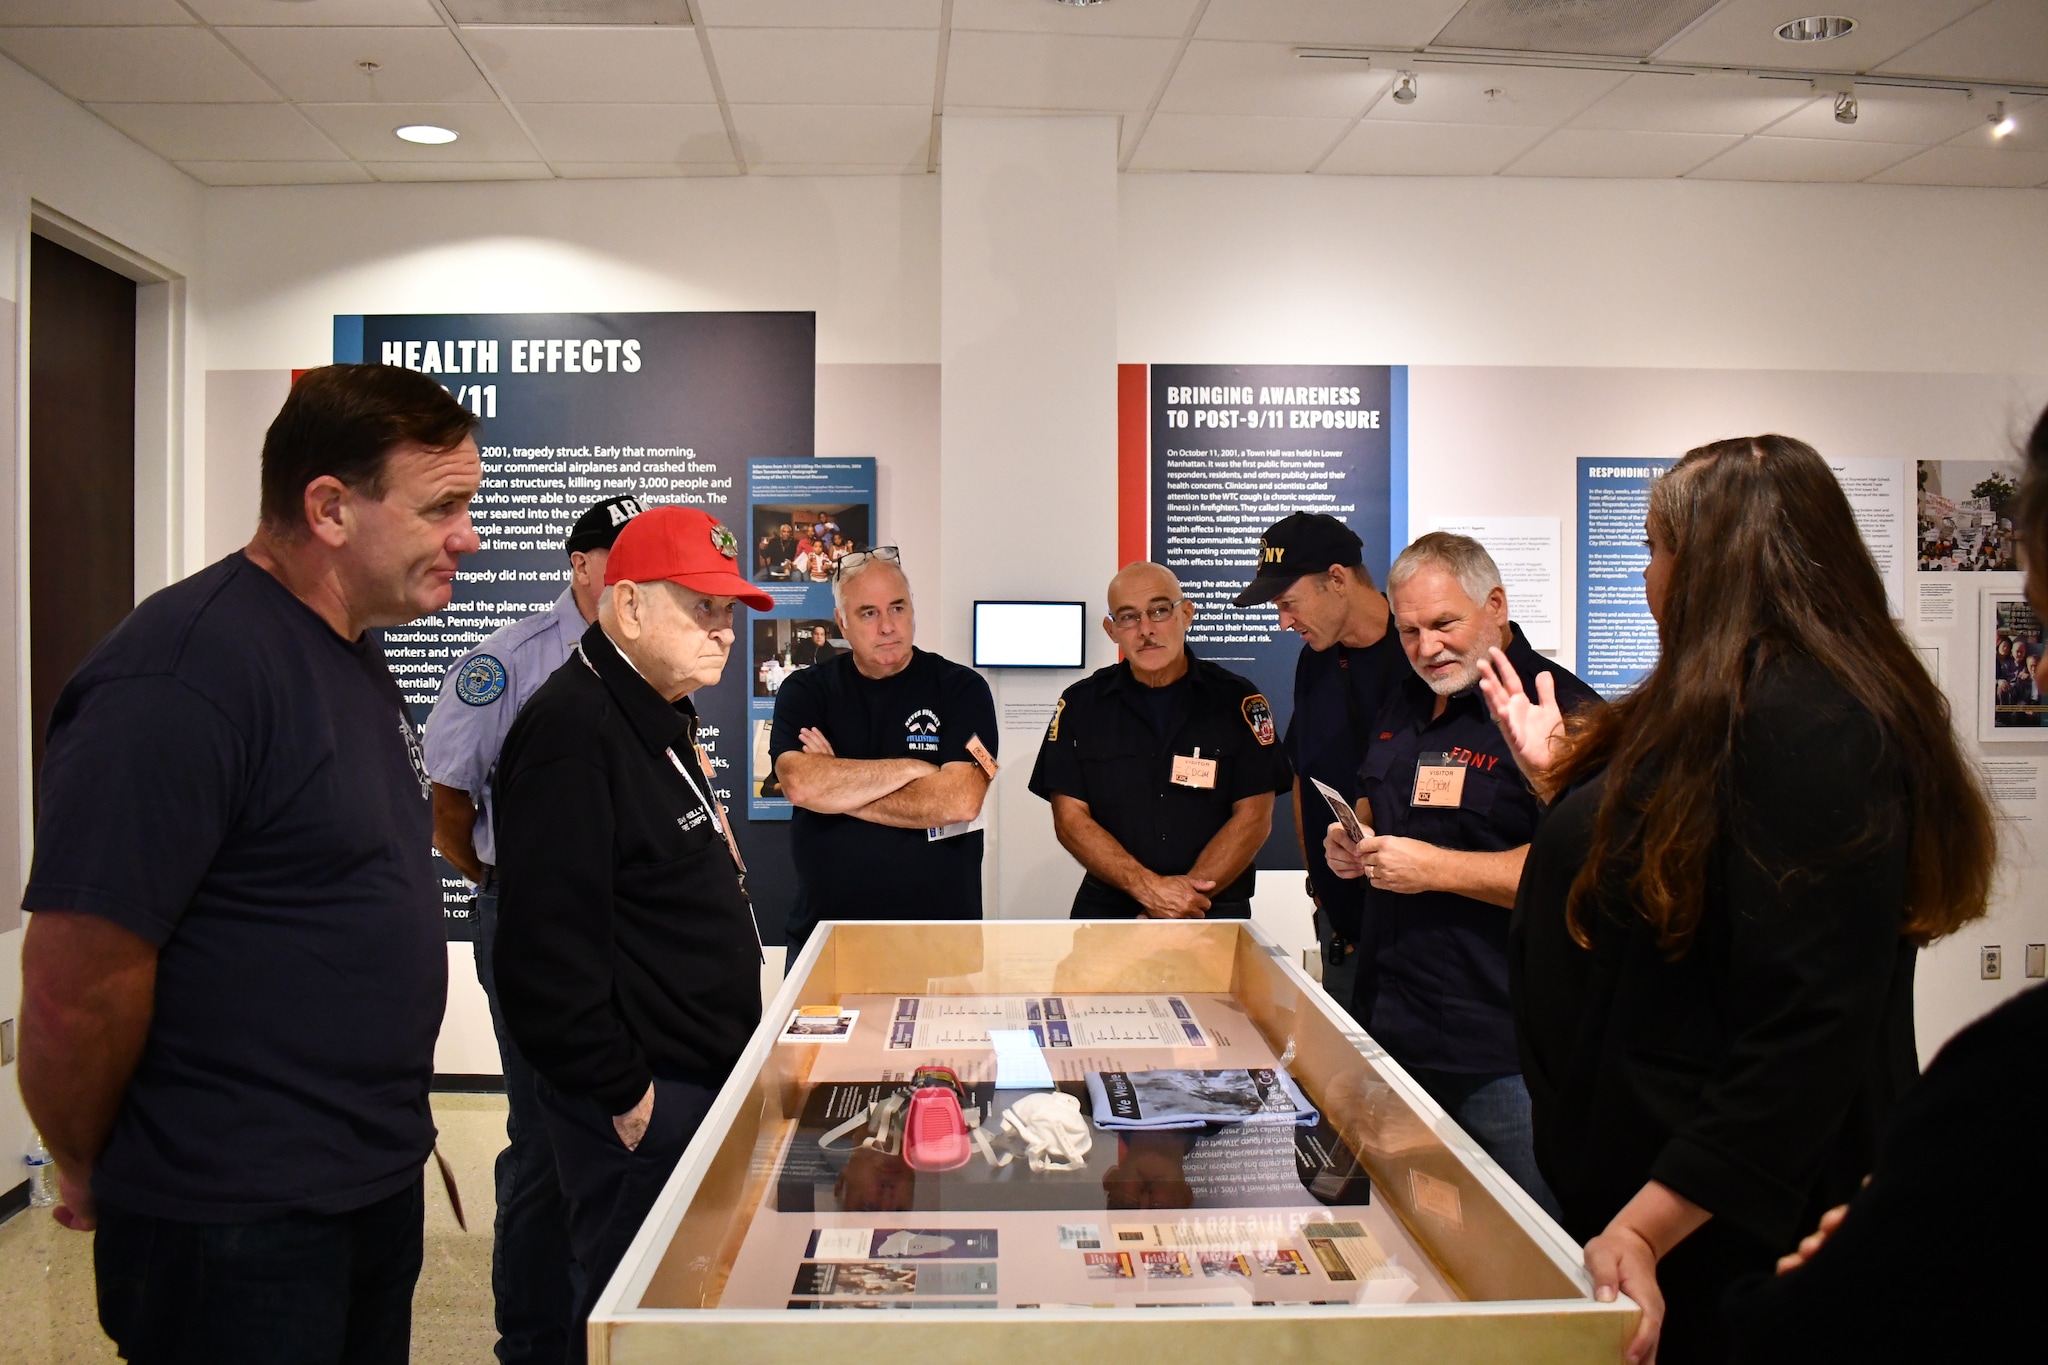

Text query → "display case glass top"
[591,920,1637,1364]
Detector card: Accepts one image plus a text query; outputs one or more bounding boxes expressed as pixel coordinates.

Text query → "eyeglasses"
[1109,599,1185,630]
[831,545,900,579]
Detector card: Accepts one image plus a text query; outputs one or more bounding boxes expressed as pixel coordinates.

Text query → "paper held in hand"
[1311,776,1366,843]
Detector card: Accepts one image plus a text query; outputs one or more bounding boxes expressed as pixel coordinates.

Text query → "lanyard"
[578,644,764,962]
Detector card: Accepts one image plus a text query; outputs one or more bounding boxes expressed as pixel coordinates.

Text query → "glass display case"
[589,920,1637,1363]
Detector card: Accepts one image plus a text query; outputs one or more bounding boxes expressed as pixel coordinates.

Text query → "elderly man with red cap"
[491,505,772,1360]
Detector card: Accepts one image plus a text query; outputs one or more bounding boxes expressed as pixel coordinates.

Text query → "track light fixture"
[1393,72,1418,104]
[1834,91,1858,124]
[1991,101,2016,138]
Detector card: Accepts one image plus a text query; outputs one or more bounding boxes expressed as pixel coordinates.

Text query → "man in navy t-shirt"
[771,550,997,952]
[19,365,482,1365]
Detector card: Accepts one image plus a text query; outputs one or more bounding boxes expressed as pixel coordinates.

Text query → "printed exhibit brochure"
[886,995,1210,1051]
[1086,1068,1319,1130]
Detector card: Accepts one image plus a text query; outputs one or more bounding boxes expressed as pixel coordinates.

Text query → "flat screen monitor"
[973,601,1086,669]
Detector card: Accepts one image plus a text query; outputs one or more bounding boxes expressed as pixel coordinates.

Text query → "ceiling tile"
[1363,63,1627,128]
[0,0,192,23]
[1655,0,1983,73]
[1158,41,1391,118]
[300,101,542,160]
[89,100,347,160]
[1868,144,2048,188]
[518,103,730,162]
[0,26,276,102]
[707,27,938,105]
[1685,135,1922,181]
[185,0,443,22]
[693,0,939,26]
[553,161,739,177]
[1877,0,2048,86]
[1568,72,1816,135]
[1503,127,1738,177]
[1764,84,1988,145]
[1316,119,1546,175]
[1196,0,1466,47]
[444,0,685,22]
[364,161,553,181]
[729,103,931,167]
[178,160,375,184]
[943,31,1178,112]
[954,0,1200,38]
[463,26,713,102]
[221,27,495,103]
[1128,112,1351,172]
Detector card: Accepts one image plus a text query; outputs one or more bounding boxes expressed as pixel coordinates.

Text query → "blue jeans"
[1406,1067,1564,1223]
[93,1178,422,1365]
[473,885,574,1365]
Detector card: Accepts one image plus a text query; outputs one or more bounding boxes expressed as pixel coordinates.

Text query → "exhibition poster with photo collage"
[335,311,816,937]
[744,458,877,820]
[1128,363,1404,870]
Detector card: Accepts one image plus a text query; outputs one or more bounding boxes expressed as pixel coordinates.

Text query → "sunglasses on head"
[832,546,901,579]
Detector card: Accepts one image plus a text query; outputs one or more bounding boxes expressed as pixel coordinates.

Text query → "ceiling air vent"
[443,0,690,22]
[1431,0,1722,59]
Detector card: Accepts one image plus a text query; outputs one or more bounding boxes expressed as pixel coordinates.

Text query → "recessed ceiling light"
[395,124,458,145]
[1776,15,1856,42]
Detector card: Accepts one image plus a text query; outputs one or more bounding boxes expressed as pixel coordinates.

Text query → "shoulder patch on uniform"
[1242,693,1275,746]
[455,653,508,706]
[1046,697,1066,742]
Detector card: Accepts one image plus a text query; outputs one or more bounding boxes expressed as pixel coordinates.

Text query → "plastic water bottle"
[23,1130,58,1208]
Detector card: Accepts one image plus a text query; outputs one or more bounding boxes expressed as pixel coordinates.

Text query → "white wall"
[1,51,207,1193]
[940,117,1123,922]
[1119,175,2048,375]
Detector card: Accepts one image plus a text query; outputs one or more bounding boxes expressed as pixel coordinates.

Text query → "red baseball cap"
[602,506,773,611]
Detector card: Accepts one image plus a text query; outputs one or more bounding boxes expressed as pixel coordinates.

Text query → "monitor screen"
[973,601,1086,669]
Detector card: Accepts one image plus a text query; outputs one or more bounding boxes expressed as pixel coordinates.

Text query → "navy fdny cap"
[1231,511,1364,608]
[565,495,644,554]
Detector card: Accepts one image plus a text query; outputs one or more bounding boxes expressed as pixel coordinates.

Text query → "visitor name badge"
[1411,752,1467,807]
[1171,747,1218,790]
[965,732,999,780]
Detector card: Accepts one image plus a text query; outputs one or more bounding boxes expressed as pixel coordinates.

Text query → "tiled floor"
[0,1093,511,1365]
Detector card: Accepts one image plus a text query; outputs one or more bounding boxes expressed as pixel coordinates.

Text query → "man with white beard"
[1322,532,1597,1218]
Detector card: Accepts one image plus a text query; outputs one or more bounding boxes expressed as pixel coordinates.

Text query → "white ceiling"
[1,0,2043,188]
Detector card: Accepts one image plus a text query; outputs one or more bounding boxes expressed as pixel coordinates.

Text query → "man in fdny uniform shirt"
[422,492,638,1365]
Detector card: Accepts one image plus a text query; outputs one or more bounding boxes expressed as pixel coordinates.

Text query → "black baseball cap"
[564,495,645,554]
[1231,512,1364,608]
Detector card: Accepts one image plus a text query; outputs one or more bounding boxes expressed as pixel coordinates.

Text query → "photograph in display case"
[1981,589,2048,740]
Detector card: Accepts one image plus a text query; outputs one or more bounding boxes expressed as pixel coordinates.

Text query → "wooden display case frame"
[588,919,1639,1364]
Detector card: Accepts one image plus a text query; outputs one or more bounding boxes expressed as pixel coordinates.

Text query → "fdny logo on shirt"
[1241,693,1276,746]
[455,653,507,707]
[905,708,942,753]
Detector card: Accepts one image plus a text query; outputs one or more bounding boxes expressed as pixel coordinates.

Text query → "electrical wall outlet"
[2027,944,2046,979]
[0,1017,13,1066]
[1981,946,2003,980]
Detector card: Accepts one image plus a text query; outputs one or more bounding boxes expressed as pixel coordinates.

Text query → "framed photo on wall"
[1980,589,2048,742]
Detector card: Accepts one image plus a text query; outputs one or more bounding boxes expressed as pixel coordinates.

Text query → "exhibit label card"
[1429,517,1561,653]
[1575,458,1676,697]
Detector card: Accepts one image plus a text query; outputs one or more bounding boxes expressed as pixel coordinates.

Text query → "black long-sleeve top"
[493,623,762,1113]
[1724,981,2048,1363]
[1513,652,1918,1253]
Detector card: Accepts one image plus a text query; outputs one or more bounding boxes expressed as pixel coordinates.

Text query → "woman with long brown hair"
[1477,435,1995,1364]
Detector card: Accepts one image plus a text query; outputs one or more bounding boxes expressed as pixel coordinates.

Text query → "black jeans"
[94,1177,423,1365]
[473,883,575,1365]
[535,1074,714,1365]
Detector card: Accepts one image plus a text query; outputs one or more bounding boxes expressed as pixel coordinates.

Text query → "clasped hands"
[1322,819,1442,894]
